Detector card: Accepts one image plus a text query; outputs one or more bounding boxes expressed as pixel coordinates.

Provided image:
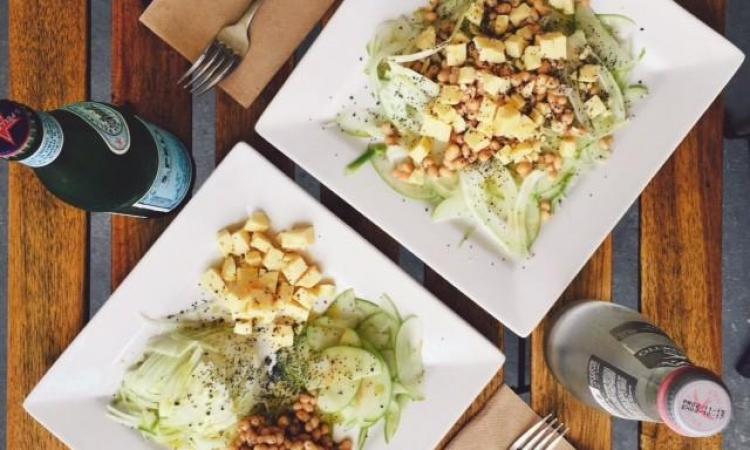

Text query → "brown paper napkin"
[140,0,337,108]
[445,385,575,450]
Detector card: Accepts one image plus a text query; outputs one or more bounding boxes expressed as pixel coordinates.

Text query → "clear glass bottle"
[0,99,194,217]
[545,301,732,438]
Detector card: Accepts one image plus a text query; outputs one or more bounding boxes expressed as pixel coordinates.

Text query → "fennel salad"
[107,212,425,450]
[338,0,646,259]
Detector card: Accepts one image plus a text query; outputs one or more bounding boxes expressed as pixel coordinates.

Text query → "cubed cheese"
[259,271,279,293]
[465,1,485,25]
[231,230,253,255]
[509,93,526,110]
[200,268,226,295]
[221,256,237,281]
[249,231,273,253]
[559,136,577,158]
[416,26,437,50]
[584,95,609,118]
[538,32,567,60]
[530,108,546,126]
[276,281,294,304]
[515,26,534,41]
[432,103,460,125]
[244,250,263,266]
[510,3,533,25]
[234,321,254,336]
[549,0,575,15]
[458,66,477,85]
[497,144,513,164]
[312,284,336,301]
[236,266,259,287]
[244,289,276,323]
[243,211,270,232]
[453,115,467,133]
[494,15,510,34]
[445,44,467,66]
[276,300,309,323]
[479,72,511,96]
[474,37,506,63]
[407,167,426,186]
[493,104,522,137]
[439,85,464,105]
[511,140,538,162]
[282,254,308,285]
[478,98,498,127]
[515,115,539,140]
[292,287,316,310]
[523,45,542,70]
[217,229,233,256]
[464,129,491,151]
[578,64,600,83]
[504,34,527,58]
[420,115,453,142]
[262,247,285,270]
[296,265,322,288]
[271,324,295,347]
[277,226,315,251]
[409,136,433,165]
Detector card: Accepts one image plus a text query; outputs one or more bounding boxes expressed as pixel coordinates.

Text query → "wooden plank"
[6,1,89,449]
[110,0,193,288]
[640,2,724,447]
[531,238,614,449]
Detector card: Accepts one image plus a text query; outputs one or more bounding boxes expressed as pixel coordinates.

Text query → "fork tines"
[178,42,239,95]
[510,413,569,450]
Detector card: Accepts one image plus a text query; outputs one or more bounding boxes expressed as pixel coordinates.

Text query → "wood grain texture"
[640,1,724,446]
[531,238,613,450]
[110,0,193,289]
[6,1,90,449]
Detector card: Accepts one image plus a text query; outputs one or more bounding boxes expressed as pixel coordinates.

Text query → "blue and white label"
[62,102,131,155]
[132,118,192,213]
[20,112,64,168]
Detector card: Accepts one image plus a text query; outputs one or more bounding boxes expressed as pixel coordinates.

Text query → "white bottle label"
[131,118,192,213]
[20,112,64,168]
[588,356,651,420]
[62,102,131,155]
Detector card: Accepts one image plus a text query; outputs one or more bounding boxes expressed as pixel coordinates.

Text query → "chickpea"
[466,98,481,112]
[423,10,438,22]
[496,3,512,14]
[437,68,451,83]
[478,149,493,162]
[427,166,439,178]
[384,134,400,146]
[448,68,460,84]
[540,200,552,212]
[516,161,533,177]
[295,410,310,423]
[541,210,552,222]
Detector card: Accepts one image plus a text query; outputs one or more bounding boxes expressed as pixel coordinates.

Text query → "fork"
[509,413,569,450]
[178,0,265,95]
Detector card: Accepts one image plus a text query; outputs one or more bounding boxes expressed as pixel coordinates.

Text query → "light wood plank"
[110,0,193,288]
[7,1,89,448]
[531,239,614,449]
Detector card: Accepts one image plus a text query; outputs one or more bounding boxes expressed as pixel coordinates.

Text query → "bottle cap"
[0,100,37,159]
[657,367,732,437]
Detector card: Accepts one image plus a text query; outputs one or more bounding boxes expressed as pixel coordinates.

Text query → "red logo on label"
[0,114,21,146]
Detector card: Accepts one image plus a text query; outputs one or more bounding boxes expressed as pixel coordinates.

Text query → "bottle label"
[588,355,650,420]
[634,344,690,369]
[62,102,131,155]
[610,321,690,370]
[611,321,669,340]
[20,112,64,168]
[132,118,192,213]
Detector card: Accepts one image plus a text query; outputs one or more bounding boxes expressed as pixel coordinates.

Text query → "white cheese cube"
[559,136,577,158]
[244,250,263,266]
[523,45,542,70]
[409,137,433,165]
[234,321,254,336]
[474,37,506,63]
[516,26,534,41]
[236,266,259,287]
[271,324,296,347]
[313,284,336,300]
[420,115,453,142]
[282,254,308,285]
[549,0,575,15]
[479,72,511,96]
[276,300,310,323]
[458,66,477,85]
[262,247,286,270]
[416,26,437,50]
[200,268,226,295]
[585,95,609,118]
[243,211,270,232]
[439,85,464,105]
[432,103,460,125]
[231,230,253,255]
[504,35,527,58]
[494,15,510,34]
[217,229,233,256]
[277,226,315,251]
[497,144,513,164]
[259,271,279,293]
[453,115,467,133]
[464,129,491,151]
[511,140,538,162]
[249,231,273,253]
[445,44,467,66]
[296,265,322,288]
[510,3,533,25]
[578,64,600,83]
[465,1,485,25]
[277,280,294,304]
[221,257,237,281]
[478,98,498,127]
[539,32,567,60]
[494,104,522,137]
[509,93,527,110]
[292,287,316,310]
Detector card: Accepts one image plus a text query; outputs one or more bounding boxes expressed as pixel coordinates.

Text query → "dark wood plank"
[641,3,724,447]
[531,239,613,449]
[6,1,90,448]
[110,0,193,289]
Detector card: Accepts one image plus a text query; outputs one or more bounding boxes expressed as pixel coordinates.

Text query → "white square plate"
[256,0,744,336]
[25,143,504,450]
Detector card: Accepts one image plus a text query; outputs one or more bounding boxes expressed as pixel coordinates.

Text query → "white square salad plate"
[24,143,504,450]
[256,0,744,336]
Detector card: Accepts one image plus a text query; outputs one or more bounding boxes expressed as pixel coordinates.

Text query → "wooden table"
[6,0,727,449]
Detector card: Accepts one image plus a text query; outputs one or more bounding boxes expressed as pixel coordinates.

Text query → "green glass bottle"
[0,99,194,217]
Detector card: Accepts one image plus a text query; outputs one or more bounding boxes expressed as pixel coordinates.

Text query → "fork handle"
[238,0,264,30]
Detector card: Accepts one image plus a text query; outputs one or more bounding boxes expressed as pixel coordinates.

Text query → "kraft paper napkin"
[140,0,337,108]
[445,385,575,450]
